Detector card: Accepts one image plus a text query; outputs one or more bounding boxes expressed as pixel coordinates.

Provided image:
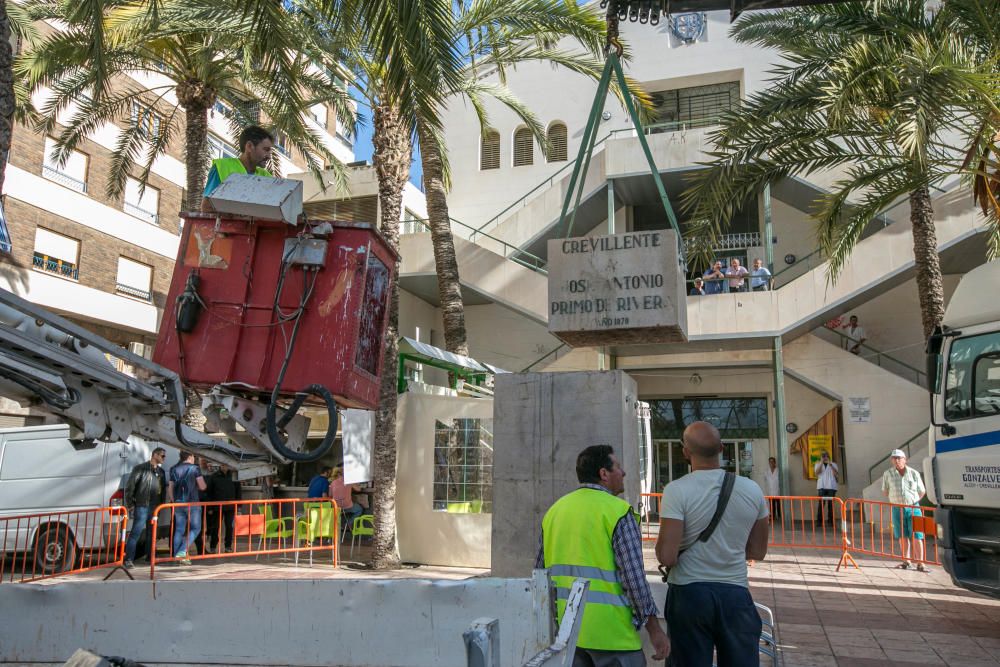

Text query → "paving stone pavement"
[722,548,1000,667]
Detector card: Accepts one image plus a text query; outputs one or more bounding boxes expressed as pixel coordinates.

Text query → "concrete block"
[492,370,640,577]
[547,230,687,347]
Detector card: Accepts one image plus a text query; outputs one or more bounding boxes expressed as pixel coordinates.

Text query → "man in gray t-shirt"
[656,422,770,666]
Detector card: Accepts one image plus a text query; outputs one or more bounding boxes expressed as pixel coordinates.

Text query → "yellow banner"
[807,434,833,480]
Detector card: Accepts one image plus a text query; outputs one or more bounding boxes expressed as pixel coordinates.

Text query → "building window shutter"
[513,127,533,167]
[547,122,568,162]
[480,130,500,170]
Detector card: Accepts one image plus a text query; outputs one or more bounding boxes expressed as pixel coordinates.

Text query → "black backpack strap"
[697,471,736,544]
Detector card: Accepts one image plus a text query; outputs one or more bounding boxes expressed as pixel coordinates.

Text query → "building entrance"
[652,439,754,493]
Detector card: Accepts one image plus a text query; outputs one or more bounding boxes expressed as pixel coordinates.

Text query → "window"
[274,132,291,157]
[651,81,740,128]
[547,122,568,162]
[0,204,11,253]
[207,134,239,160]
[124,177,160,225]
[480,129,500,170]
[400,209,423,235]
[33,228,80,280]
[944,332,1000,421]
[130,100,163,140]
[512,127,533,167]
[433,418,493,513]
[648,398,768,439]
[116,257,153,301]
[308,103,326,126]
[42,137,88,193]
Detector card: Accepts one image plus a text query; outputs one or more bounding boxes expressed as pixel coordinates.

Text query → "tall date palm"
[682,0,1000,338]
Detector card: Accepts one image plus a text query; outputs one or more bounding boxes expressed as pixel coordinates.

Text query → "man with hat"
[880,449,928,571]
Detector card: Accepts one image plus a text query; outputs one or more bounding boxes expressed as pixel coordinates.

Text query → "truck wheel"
[33,524,77,574]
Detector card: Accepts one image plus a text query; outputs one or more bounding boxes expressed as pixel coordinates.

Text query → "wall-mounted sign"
[806,434,833,479]
[847,397,871,423]
[547,230,687,347]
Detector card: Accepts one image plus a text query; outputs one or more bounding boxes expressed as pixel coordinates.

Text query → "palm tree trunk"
[177,80,216,211]
[909,185,945,338]
[370,101,411,570]
[0,2,15,196]
[416,119,468,356]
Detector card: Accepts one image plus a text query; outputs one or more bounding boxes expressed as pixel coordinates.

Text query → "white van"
[0,424,157,574]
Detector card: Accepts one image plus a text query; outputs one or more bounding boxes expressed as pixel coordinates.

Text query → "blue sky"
[350,87,424,190]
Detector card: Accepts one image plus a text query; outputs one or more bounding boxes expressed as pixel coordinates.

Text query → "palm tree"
[416,0,645,358]
[682,0,1000,338]
[0,0,39,197]
[19,0,350,211]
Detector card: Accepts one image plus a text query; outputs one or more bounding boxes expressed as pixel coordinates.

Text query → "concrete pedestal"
[491,370,640,577]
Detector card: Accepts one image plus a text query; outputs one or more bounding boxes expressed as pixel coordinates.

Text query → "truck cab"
[926,260,1000,598]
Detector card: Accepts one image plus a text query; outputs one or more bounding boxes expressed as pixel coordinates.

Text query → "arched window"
[513,127,534,167]
[547,122,568,162]
[480,129,500,170]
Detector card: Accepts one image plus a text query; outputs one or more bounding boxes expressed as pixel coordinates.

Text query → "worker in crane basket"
[200,125,274,211]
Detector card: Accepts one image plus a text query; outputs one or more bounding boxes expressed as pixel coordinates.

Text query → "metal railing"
[32,253,79,280]
[124,201,159,225]
[0,506,128,583]
[42,164,87,193]
[115,282,152,301]
[685,231,762,253]
[149,498,341,581]
[401,216,548,274]
[521,343,569,372]
[868,429,929,484]
[817,325,927,387]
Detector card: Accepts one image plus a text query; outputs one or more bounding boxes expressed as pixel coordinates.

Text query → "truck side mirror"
[926,329,944,392]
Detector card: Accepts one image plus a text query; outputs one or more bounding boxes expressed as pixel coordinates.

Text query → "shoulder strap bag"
[659,471,736,581]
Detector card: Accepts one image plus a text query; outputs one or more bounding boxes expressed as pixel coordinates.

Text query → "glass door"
[721,440,754,477]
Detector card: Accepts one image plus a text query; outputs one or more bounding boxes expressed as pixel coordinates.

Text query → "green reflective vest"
[213,157,272,183]
[542,487,642,651]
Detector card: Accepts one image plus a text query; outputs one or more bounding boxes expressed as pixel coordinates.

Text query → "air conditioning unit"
[128,342,152,359]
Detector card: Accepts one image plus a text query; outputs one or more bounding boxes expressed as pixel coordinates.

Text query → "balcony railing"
[42,165,87,193]
[32,253,79,280]
[115,282,152,301]
[684,232,762,253]
[124,201,159,225]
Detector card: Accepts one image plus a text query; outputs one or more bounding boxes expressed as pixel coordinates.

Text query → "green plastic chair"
[349,514,374,558]
[296,501,336,566]
[256,504,295,558]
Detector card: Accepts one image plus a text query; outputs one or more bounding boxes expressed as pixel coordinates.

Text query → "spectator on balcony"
[725,258,749,293]
[702,261,725,295]
[690,277,706,296]
[750,258,772,291]
[842,315,867,355]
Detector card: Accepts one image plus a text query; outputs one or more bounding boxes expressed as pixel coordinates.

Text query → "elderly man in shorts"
[880,449,928,571]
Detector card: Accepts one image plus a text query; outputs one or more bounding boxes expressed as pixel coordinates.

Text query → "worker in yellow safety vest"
[537,445,670,666]
[200,125,274,211]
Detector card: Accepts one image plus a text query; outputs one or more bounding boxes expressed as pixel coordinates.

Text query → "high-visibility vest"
[542,487,642,651]
[212,157,272,183]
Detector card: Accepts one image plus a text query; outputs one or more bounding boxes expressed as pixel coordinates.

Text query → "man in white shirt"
[814,451,839,526]
[841,315,867,354]
[762,456,780,520]
[656,422,770,667]
[881,449,928,571]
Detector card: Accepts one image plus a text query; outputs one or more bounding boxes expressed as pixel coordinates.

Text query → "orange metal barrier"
[0,506,128,583]
[844,499,941,566]
[149,498,341,580]
[765,496,858,571]
[639,493,662,542]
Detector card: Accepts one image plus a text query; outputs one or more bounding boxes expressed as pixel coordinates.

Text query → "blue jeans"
[125,505,154,562]
[666,582,762,667]
[172,506,202,556]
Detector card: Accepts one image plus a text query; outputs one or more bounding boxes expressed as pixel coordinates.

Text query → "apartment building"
[0,21,354,427]
[383,10,989,501]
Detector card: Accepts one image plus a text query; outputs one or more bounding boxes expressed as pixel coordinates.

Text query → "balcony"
[124,201,159,225]
[115,282,152,301]
[32,253,79,280]
[42,165,87,194]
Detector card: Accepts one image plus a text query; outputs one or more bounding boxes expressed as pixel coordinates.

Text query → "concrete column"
[763,184,774,274]
[772,335,790,494]
[607,179,615,234]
